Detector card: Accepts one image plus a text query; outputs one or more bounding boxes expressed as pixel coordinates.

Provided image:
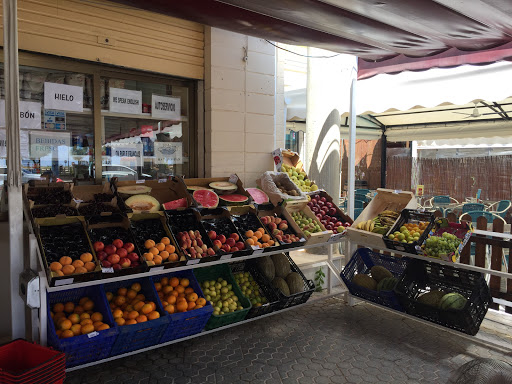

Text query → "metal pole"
[380,132,387,188]
[347,78,357,219]
[3,0,25,339]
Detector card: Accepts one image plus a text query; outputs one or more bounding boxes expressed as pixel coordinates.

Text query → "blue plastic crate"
[47,286,118,368]
[340,248,410,311]
[151,270,213,343]
[102,278,169,356]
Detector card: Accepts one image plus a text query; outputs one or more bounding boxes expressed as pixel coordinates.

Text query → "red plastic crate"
[0,339,65,383]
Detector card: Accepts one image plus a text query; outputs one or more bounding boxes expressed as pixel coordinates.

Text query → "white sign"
[151,95,180,120]
[109,88,142,115]
[0,100,42,129]
[44,82,83,112]
[110,143,143,167]
[0,129,29,158]
[154,142,183,165]
[44,110,66,130]
[30,130,71,159]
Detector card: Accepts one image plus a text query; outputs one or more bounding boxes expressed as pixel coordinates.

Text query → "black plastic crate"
[383,209,435,254]
[229,260,281,319]
[394,259,492,335]
[340,248,409,311]
[230,211,281,254]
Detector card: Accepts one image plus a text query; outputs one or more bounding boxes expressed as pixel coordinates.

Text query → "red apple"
[230,233,239,241]
[274,217,282,225]
[101,260,111,268]
[97,251,107,261]
[207,248,215,256]
[278,223,288,230]
[119,258,131,268]
[226,237,236,247]
[235,241,245,250]
[212,239,222,250]
[107,253,120,265]
[217,234,226,244]
[112,239,124,249]
[93,241,104,252]
[230,247,239,252]
[112,263,122,271]
[260,216,270,225]
[131,261,140,267]
[221,244,231,252]
[117,248,128,258]
[268,222,277,230]
[197,239,203,247]
[123,243,135,253]
[127,252,139,262]
[104,245,117,255]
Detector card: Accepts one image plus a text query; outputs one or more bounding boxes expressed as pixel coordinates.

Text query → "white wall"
[205,27,277,187]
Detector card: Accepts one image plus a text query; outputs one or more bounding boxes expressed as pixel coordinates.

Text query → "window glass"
[101,77,190,181]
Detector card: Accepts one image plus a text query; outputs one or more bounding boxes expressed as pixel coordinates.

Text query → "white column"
[3,0,25,339]
[348,79,357,219]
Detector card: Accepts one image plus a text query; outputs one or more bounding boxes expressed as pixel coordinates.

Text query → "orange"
[93,321,103,330]
[56,330,62,338]
[91,312,103,322]
[81,324,95,334]
[184,287,194,294]
[105,293,114,303]
[257,228,265,235]
[115,317,125,326]
[176,301,188,312]
[53,313,66,324]
[268,240,274,246]
[161,237,171,245]
[70,324,82,336]
[141,303,153,315]
[196,298,206,306]
[50,262,62,272]
[68,313,80,324]
[84,262,96,272]
[160,277,169,286]
[75,266,88,274]
[83,300,94,311]
[180,278,190,288]
[261,234,270,243]
[112,308,123,319]
[251,236,258,243]
[166,295,177,305]
[154,282,162,292]
[160,251,170,260]
[148,302,156,311]
[153,255,163,265]
[135,315,147,323]
[170,277,180,287]
[245,230,254,238]
[246,238,254,246]
[187,302,196,310]
[175,285,185,294]
[155,243,165,252]
[170,291,179,298]
[149,247,159,256]
[59,319,72,330]
[130,282,141,292]
[133,301,145,312]
[59,256,72,265]
[164,304,175,314]
[195,305,204,309]
[162,286,174,295]
[144,239,155,249]
[187,293,198,302]
[80,253,93,263]
[125,305,134,312]
[125,319,137,325]
[126,289,137,300]
[61,329,74,338]
[143,252,154,261]
[109,302,117,310]
[114,296,126,307]
[53,303,64,313]
[168,253,179,262]
[165,244,175,253]
[79,312,91,320]
[72,259,84,268]
[254,231,263,240]
[256,242,262,248]
[80,319,93,327]
[62,265,75,275]
[178,293,185,299]
[147,311,160,320]
[96,323,110,331]
[135,294,145,301]
[56,270,64,276]
[117,287,128,296]
[127,311,139,320]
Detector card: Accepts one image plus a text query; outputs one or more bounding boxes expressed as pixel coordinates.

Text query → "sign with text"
[151,95,180,120]
[44,82,83,112]
[44,110,66,130]
[30,130,71,159]
[154,142,183,165]
[0,129,29,158]
[110,142,143,167]
[109,88,142,115]
[0,100,42,129]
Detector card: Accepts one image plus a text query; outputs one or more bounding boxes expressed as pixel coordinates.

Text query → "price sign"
[109,88,142,114]
[44,82,83,112]
[151,95,180,120]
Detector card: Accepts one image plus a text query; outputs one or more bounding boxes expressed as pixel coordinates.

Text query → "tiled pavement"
[65,296,512,384]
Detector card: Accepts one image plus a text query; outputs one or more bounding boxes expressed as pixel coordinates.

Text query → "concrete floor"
[65,295,512,384]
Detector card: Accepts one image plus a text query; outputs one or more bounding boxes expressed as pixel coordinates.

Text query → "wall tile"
[246,72,275,95]
[247,52,275,76]
[245,133,274,153]
[246,93,274,115]
[212,131,245,152]
[246,113,274,135]
[211,110,245,132]
[248,37,275,55]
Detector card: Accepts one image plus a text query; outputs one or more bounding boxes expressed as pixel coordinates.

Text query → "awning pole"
[347,78,356,219]
[4,0,25,339]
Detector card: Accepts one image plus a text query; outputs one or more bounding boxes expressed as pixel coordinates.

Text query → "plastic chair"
[355,189,371,195]
[462,203,485,214]
[459,210,506,225]
[425,195,459,215]
[354,193,369,202]
[353,208,363,220]
[342,199,365,210]
[487,200,511,218]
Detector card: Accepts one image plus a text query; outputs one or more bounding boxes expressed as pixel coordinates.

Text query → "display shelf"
[69,108,189,122]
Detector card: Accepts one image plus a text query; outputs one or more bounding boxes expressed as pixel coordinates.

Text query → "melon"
[376,277,398,291]
[117,185,152,197]
[163,198,188,210]
[124,194,160,212]
[370,266,393,283]
[272,277,290,296]
[192,189,219,208]
[271,254,291,278]
[246,188,269,204]
[186,186,212,192]
[417,290,446,307]
[219,194,249,206]
[257,257,275,281]
[209,181,238,195]
[286,272,304,294]
[352,274,377,290]
[439,292,467,311]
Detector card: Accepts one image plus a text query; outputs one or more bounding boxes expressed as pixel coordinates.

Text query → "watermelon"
[376,277,398,291]
[193,189,219,208]
[219,194,249,206]
[186,186,212,192]
[209,181,238,195]
[246,188,269,204]
[163,198,188,210]
[439,292,467,310]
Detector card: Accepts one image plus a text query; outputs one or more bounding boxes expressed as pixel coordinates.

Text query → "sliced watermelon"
[219,194,249,206]
[246,188,269,204]
[163,198,188,210]
[193,189,219,208]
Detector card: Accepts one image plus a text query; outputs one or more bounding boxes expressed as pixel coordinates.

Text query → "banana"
[369,221,375,232]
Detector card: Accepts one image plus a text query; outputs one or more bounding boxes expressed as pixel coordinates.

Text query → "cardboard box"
[86,214,148,277]
[282,200,333,245]
[128,211,187,270]
[256,203,306,250]
[35,216,101,287]
[272,148,305,173]
[183,175,252,207]
[346,188,417,248]
[71,183,116,204]
[114,177,193,213]
[308,190,353,243]
[227,205,281,254]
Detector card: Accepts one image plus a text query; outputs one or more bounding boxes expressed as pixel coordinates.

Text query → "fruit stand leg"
[327,243,333,294]
[39,271,47,346]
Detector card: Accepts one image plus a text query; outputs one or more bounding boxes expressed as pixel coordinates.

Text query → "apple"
[112,264,122,271]
[344,222,352,227]
[208,230,216,240]
[278,223,288,230]
[97,251,107,261]
[93,241,104,252]
[260,216,270,225]
[326,224,333,230]
[316,214,323,220]
[123,243,135,253]
[326,202,333,209]
[127,252,139,262]
[112,239,123,249]
[318,200,325,207]
[107,253,120,265]
[230,247,239,252]
[235,241,245,250]
[131,261,140,267]
[117,248,128,258]
[311,206,319,213]
[217,234,226,244]
[101,260,112,268]
[196,239,203,247]
[320,197,327,203]
[104,245,117,255]
[226,237,236,247]
[268,222,277,230]
[230,233,239,241]
[274,217,282,225]
[213,239,222,249]
[337,226,345,232]
[221,244,231,252]
[207,248,216,256]
[119,258,131,268]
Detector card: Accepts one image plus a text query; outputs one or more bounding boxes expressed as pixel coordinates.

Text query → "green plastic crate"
[193,264,251,330]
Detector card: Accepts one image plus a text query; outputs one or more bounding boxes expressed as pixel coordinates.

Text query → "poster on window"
[109,88,142,115]
[0,100,42,129]
[44,110,66,130]
[30,130,71,159]
[0,129,29,158]
[154,142,183,165]
[109,142,143,167]
[44,82,83,112]
[151,95,180,120]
